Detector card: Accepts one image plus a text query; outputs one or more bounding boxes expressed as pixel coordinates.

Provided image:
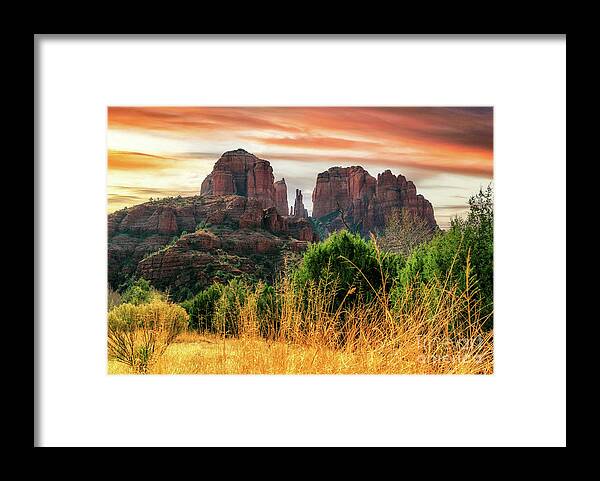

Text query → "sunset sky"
[107,107,493,229]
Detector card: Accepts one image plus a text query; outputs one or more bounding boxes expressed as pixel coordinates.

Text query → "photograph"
[107,107,494,375]
[36,35,565,446]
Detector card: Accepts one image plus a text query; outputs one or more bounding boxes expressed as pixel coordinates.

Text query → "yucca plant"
[107,300,189,373]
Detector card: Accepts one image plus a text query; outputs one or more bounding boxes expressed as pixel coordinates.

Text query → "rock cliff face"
[311,166,437,235]
[292,189,309,218]
[287,217,316,242]
[274,178,288,216]
[109,149,438,299]
[136,227,308,296]
[200,149,277,210]
[108,194,316,297]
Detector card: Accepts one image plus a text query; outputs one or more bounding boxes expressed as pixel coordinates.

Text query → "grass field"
[108,233,494,375]
[108,329,493,375]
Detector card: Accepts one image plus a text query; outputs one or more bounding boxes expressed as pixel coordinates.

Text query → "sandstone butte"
[108,149,438,298]
[199,149,317,239]
[201,149,287,215]
[108,149,317,298]
[274,179,288,218]
[291,189,309,219]
[311,166,438,235]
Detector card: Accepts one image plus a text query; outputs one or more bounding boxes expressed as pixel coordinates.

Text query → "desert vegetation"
[108,186,493,375]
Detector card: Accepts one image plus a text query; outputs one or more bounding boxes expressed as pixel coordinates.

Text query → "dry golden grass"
[108,280,493,375]
[107,301,188,373]
[108,242,493,375]
[109,328,492,374]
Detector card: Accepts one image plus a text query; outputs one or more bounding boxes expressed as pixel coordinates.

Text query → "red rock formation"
[210,171,235,195]
[312,166,437,235]
[311,166,375,218]
[136,228,311,294]
[262,206,288,233]
[274,178,288,216]
[292,189,309,218]
[108,194,318,291]
[288,217,319,242]
[200,149,276,209]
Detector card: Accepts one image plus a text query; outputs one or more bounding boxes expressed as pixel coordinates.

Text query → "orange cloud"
[107,107,493,222]
[108,107,306,135]
[258,150,492,178]
[108,150,175,170]
[108,107,492,178]
[246,135,382,151]
[108,150,208,172]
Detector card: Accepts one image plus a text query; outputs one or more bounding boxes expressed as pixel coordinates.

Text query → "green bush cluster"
[120,278,153,305]
[139,186,495,337]
[292,230,404,308]
[395,185,494,327]
[181,280,280,337]
[181,283,224,330]
[213,279,248,336]
[256,284,280,337]
[181,279,244,335]
[290,185,494,329]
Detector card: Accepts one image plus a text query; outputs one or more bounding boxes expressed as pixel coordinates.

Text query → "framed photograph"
[107,106,494,376]
[35,34,566,447]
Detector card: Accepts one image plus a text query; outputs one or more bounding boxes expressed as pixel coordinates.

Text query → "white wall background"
[36,35,566,447]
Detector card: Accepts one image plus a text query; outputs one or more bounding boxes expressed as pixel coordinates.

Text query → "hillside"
[108,194,316,299]
[108,148,439,300]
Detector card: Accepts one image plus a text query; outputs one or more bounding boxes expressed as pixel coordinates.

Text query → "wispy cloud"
[108,150,174,171]
[107,107,493,223]
[108,107,493,174]
[245,135,383,151]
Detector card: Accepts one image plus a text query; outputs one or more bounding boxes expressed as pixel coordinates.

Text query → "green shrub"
[397,185,493,328]
[256,284,280,337]
[107,300,189,373]
[399,228,465,288]
[181,283,224,331]
[292,230,404,309]
[175,287,193,303]
[195,220,211,231]
[309,217,328,241]
[462,184,493,310]
[181,279,254,335]
[213,279,248,336]
[121,278,153,305]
